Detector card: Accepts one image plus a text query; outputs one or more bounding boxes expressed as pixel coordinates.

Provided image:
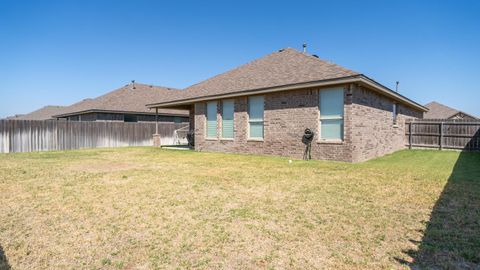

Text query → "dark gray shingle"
[55,83,188,117]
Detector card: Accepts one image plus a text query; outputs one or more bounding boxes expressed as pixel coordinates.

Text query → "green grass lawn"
[0,148,478,269]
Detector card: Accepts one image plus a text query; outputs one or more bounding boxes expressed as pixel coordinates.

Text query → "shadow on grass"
[0,244,10,270]
[396,131,480,269]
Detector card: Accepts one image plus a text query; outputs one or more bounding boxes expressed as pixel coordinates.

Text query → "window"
[124,114,138,122]
[248,96,264,139]
[222,100,234,139]
[173,116,182,123]
[206,101,217,138]
[393,103,398,125]
[319,87,344,140]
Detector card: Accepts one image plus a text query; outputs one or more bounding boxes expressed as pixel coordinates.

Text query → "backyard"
[0,148,478,269]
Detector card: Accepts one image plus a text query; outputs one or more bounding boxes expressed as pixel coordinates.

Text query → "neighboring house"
[148,48,427,162]
[54,82,189,123]
[424,101,478,120]
[5,105,67,120]
[4,114,25,120]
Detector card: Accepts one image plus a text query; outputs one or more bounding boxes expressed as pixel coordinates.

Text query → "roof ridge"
[285,47,359,75]
[132,82,182,91]
[53,82,189,118]
[425,101,442,106]
[185,49,287,90]
[425,101,478,119]
[88,83,180,104]
[426,101,458,111]
[182,47,359,93]
[155,47,362,106]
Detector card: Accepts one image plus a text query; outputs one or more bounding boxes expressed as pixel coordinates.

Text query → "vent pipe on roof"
[396,81,399,92]
[302,43,307,53]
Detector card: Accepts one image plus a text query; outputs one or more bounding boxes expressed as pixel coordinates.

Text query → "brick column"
[153,134,161,147]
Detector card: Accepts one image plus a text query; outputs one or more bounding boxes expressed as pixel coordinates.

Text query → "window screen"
[222,100,234,139]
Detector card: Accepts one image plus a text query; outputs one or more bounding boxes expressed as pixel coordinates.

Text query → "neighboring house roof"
[55,83,188,118]
[7,106,68,120]
[424,101,478,119]
[147,48,427,112]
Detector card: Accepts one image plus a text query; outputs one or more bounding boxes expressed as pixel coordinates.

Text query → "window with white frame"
[393,103,398,125]
[319,87,344,141]
[222,100,234,139]
[206,101,217,138]
[248,96,264,139]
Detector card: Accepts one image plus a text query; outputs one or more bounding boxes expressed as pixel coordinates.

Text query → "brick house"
[53,82,189,123]
[148,48,427,162]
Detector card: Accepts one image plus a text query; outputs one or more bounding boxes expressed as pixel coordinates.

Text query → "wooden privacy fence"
[0,120,189,153]
[406,119,480,150]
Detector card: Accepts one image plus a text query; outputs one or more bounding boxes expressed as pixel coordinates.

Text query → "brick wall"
[194,84,423,162]
[350,85,422,162]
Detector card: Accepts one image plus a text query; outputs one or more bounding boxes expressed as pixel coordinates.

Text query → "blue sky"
[1,0,479,118]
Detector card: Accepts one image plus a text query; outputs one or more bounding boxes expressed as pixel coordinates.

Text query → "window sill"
[247,138,264,142]
[205,138,218,141]
[220,138,234,141]
[393,124,399,128]
[317,140,344,145]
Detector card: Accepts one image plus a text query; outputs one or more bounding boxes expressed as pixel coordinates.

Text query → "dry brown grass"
[0,147,477,269]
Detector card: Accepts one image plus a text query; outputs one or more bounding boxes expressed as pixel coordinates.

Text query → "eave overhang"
[147,75,428,112]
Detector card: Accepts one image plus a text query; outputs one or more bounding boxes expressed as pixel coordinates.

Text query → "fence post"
[409,121,413,149]
[155,108,159,134]
[439,122,444,150]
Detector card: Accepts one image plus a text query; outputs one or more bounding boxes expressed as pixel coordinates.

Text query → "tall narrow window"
[319,87,344,141]
[206,101,217,138]
[248,96,264,139]
[393,103,398,125]
[222,100,234,139]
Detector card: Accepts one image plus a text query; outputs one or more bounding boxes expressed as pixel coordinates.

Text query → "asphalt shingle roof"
[150,48,359,104]
[55,83,188,117]
[7,106,68,120]
[424,101,477,119]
